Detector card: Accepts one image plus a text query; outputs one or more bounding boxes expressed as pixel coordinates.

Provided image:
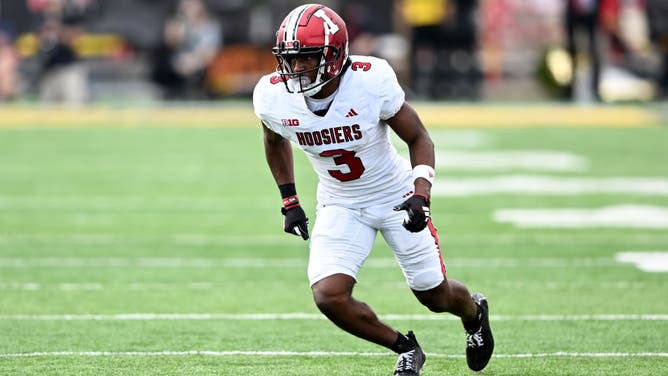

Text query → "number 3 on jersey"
[320,149,365,182]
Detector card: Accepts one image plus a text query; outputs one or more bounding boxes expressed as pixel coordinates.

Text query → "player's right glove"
[281,195,310,240]
[393,194,430,232]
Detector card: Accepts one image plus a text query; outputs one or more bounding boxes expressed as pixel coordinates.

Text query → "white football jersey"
[253,55,413,209]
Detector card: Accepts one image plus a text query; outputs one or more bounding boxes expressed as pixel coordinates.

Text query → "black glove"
[281,205,310,240]
[393,194,430,232]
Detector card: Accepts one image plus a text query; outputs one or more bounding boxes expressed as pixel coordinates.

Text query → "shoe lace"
[396,350,416,371]
[466,327,484,348]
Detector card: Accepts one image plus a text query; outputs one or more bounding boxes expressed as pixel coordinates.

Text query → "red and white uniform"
[254,56,446,291]
[254,55,413,208]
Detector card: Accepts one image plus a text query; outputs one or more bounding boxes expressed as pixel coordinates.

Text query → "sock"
[391,332,415,354]
[462,304,482,333]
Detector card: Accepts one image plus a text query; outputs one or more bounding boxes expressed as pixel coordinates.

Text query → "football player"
[253,4,494,375]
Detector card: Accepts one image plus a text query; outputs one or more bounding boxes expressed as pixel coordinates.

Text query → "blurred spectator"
[342,3,375,56]
[151,0,221,100]
[34,0,91,105]
[597,0,656,102]
[646,0,668,98]
[564,0,602,102]
[340,2,410,87]
[399,0,446,99]
[399,0,480,99]
[0,28,20,101]
[479,0,511,84]
[482,1,564,91]
[564,0,655,103]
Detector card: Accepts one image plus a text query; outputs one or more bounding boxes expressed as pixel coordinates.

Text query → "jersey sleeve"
[376,59,405,120]
[252,75,271,124]
[252,74,284,136]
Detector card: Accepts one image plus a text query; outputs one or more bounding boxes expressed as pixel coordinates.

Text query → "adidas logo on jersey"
[345,108,358,117]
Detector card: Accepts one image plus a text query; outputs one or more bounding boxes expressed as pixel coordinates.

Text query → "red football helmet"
[272,4,349,96]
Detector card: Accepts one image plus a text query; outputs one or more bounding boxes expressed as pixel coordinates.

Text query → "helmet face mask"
[274,49,336,96]
[272,4,349,96]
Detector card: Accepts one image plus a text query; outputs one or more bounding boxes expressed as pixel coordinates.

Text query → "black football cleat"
[464,293,494,371]
[393,331,426,375]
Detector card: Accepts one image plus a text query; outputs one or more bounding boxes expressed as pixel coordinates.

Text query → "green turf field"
[0,106,666,375]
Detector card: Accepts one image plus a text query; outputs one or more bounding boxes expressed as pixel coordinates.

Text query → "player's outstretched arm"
[262,122,310,240]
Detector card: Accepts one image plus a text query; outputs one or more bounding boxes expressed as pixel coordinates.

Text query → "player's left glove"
[393,194,430,232]
[281,195,310,240]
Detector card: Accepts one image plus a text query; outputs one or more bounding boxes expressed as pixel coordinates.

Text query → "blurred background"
[0,0,666,106]
[0,4,666,374]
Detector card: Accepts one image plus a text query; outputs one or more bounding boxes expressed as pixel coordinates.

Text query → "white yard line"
[2,280,658,291]
[0,233,289,247]
[615,252,668,272]
[0,282,213,291]
[0,282,654,291]
[434,150,589,172]
[2,232,666,247]
[0,257,306,268]
[0,195,255,209]
[495,205,668,229]
[1,313,666,321]
[433,176,668,196]
[393,130,492,149]
[0,257,622,268]
[0,350,665,359]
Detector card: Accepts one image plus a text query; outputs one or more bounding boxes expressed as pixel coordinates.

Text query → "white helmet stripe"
[321,13,330,46]
[319,12,330,80]
[285,4,311,43]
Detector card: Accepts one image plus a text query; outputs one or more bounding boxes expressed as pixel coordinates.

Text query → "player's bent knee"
[313,290,350,314]
[312,284,352,313]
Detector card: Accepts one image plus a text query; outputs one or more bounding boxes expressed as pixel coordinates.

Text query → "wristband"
[413,193,430,205]
[282,195,300,209]
[278,183,297,198]
[412,164,435,186]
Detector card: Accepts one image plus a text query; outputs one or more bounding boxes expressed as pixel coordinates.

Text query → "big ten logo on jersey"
[281,118,300,126]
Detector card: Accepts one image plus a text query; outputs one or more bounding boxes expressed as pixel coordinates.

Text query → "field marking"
[0,257,305,268]
[495,205,668,229]
[0,257,624,268]
[433,176,668,196]
[2,232,667,247]
[0,282,213,291]
[0,104,657,128]
[415,104,658,127]
[434,150,589,172]
[616,252,668,272]
[0,107,258,128]
[0,350,665,359]
[0,233,289,247]
[393,130,492,149]
[423,130,492,148]
[0,281,655,291]
[0,195,275,211]
[2,280,659,291]
[2,313,666,321]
